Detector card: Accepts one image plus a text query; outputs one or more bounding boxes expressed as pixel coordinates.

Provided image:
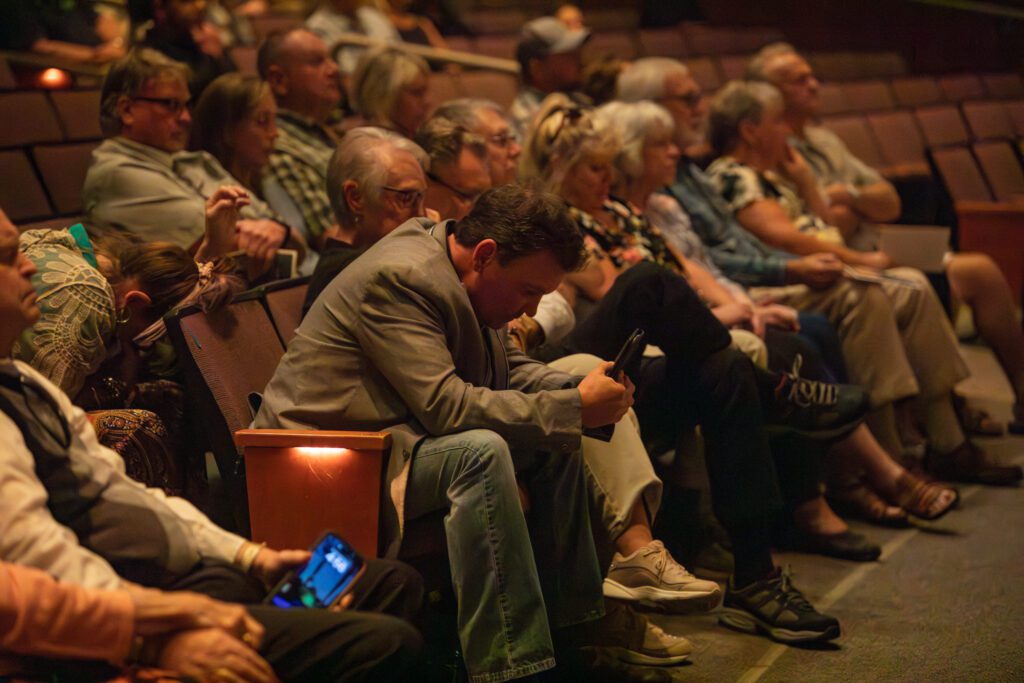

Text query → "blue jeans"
[403,429,603,683]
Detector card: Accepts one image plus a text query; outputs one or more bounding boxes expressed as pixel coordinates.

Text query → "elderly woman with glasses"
[519,93,872,645]
[598,99,958,529]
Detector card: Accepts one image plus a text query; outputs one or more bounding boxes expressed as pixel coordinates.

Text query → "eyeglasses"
[660,90,703,108]
[487,131,515,148]
[427,172,482,204]
[133,96,192,116]
[381,186,425,208]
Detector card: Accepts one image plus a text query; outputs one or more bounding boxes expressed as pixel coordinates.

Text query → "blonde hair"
[350,47,429,127]
[519,93,618,195]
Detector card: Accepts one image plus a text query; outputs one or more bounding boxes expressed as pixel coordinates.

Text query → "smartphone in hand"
[264,531,365,609]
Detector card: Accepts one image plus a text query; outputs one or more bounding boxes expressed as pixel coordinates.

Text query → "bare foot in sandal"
[883,472,959,521]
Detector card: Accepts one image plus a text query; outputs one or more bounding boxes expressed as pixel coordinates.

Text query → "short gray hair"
[326,127,429,227]
[350,47,429,126]
[616,57,690,102]
[431,98,505,131]
[707,80,783,156]
[593,101,675,186]
[414,116,487,170]
[745,42,798,83]
[100,48,190,136]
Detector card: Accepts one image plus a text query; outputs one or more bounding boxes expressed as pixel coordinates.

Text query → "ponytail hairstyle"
[100,237,244,347]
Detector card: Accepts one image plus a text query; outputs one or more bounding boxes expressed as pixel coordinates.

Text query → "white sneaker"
[603,540,722,613]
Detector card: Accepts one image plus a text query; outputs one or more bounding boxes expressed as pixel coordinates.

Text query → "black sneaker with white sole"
[719,567,840,644]
[763,355,869,440]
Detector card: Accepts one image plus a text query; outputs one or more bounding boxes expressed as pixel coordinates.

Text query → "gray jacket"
[253,218,583,553]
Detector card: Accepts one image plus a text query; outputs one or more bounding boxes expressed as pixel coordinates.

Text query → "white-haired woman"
[350,47,431,139]
[597,100,958,527]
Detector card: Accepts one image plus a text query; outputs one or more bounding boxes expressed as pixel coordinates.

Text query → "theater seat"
[914,105,970,148]
[866,110,930,176]
[48,90,102,141]
[458,71,519,110]
[638,28,688,58]
[981,72,1024,100]
[0,92,62,148]
[682,57,721,92]
[32,141,99,214]
[842,80,896,112]
[1006,100,1024,137]
[962,100,1015,140]
[261,276,311,346]
[891,76,943,108]
[165,296,389,553]
[585,32,638,60]
[929,145,1024,303]
[472,35,518,60]
[820,115,887,171]
[817,83,851,116]
[938,73,986,103]
[717,54,750,81]
[0,150,52,221]
[972,140,1024,203]
[427,71,460,108]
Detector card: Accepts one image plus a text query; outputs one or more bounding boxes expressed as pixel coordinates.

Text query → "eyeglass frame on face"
[487,131,515,148]
[659,89,703,109]
[132,95,193,116]
[380,185,425,208]
[426,171,481,204]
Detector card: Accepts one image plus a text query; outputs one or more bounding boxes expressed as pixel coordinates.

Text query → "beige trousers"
[548,354,663,552]
[751,268,969,407]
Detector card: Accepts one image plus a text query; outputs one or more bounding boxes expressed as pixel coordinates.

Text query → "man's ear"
[471,239,498,272]
[342,180,364,215]
[116,95,134,130]
[266,64,288,98]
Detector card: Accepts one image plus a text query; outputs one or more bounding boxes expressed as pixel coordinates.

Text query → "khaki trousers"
[751,268,969,407]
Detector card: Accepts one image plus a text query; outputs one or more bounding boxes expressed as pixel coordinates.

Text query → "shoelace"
[769,566,816,614]
[777,354,839,408]
[643,542,697,581]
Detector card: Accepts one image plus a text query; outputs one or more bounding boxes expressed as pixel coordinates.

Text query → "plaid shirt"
[263,110,336,244]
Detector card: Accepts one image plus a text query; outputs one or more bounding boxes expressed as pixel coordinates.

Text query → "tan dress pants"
[751,268,969,407]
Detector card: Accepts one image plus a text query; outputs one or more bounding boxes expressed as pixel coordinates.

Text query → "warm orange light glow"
[39,68,71,89]
[294,447,351,458]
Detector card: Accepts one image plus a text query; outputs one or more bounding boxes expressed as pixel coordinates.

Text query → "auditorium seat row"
[817,73,1024,116]
[0,89,101,223]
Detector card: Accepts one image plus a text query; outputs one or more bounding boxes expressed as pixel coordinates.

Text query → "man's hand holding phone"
[579,361,635,428]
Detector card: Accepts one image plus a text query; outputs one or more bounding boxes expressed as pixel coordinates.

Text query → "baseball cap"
[517,16,591,62]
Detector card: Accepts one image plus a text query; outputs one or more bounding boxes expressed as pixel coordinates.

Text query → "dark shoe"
[719,567,841,644]
[764,355,869,440]
[583,599,692,668]
[782,527,881,562]
[926,441,1023,486]
[692,541,735,582]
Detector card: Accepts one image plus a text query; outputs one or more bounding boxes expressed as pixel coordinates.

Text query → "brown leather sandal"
[889,472,960,521]
[827,481,909,528]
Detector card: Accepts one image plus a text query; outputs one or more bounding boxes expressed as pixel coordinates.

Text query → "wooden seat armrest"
[234,429,391,451]
[954,200,1024,216]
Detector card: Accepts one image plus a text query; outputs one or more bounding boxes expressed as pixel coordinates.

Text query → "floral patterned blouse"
[705,156,843,245]
[570,196,684,275]
[13,227,117,397]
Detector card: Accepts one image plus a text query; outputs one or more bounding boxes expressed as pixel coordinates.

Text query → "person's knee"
[455,429,516,481]
[947,252,1005,299]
